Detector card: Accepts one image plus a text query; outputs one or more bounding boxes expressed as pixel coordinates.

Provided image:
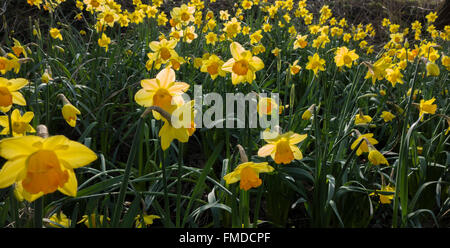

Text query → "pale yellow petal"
[257,144,275,157]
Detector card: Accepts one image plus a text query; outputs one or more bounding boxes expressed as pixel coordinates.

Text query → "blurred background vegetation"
[1,0,449,45]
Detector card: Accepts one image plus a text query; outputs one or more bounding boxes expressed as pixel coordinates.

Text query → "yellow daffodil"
[98,33,111,52]
[58,94,81,127]
[135,214,160,228]
[302,104,315,121]
[364,58,390,84]
[48,212,71,228]
[0,77,28,113]
[380,111,395,122]
[98,8,119,27]
[334,46,359,68]
[183,26,198,43]
[0,109,35,136]
[222,42,264,85]
[351,133,379,156]
[257,97,279,116]
[170,4,195,25]
[41,69,53,84]
[12,38,27,58]
[205,32,218,45]
[223,162,274,191]
[355,113,372,125]
[305,53,326,75]
[418,97,437,121]
[368,147,389,166]
[426,62,440,77]
[62,104,81,127]
[223,17,242,38]
[158,100,196,151]
[0,135,97,202]
[149,38,178,63]
[290,59,301,75]
[385,67,404,87]
[370,185,395,204]
[200,54,226,80]
[258,130,307,164]
[49,28,63,40]
[134,67,189,119]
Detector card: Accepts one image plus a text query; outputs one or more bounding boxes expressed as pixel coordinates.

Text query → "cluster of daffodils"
[0,54,95,204]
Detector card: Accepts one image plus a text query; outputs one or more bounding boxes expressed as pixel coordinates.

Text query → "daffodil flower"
[305,53,326,75]
[0,77,28,113]
[0,135,97,202]
[135,214,160,228]
[0,109,35,136]
[222,42,264,85]
[258,130,307,164]
[334,46,359,68]
[49,28,63,40]
[158,100,196,151]
[351,132,379,156]
[47,212,71,228]
[370,185,395,204]
[223,162,274,191]
[134,67,189,119]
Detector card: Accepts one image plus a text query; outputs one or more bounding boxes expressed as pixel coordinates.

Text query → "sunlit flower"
[11,38,27,58]
[385,67,404,87]
[0,109,35,136]
[135,67,189,118]
[351,133,379,156]
[98,33,111,52]
[257,97,279,116]
[334,46,359,68]
[222,42,264,85]
[223,162,274,191]
[200,54,226,80]
[258,130,307,164]
[290,60,301,75]
[305,53,326,75]
[149,38,178,63]
[418,97,437,121]
[0,77,28,113]
[426,62,440,77]
[170,4,195,25]
[49,28,62,40]
[0,135,97,202]
[158,100,196,150]
[380,111,395,122]
[205,32,218,45]
[302,104,315,120]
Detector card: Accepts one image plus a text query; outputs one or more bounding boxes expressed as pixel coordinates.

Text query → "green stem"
[111,117,144,227]
[176,142,184,227]
[240,189,250,228]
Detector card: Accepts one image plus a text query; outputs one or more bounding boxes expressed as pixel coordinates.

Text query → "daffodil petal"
[0,136,41,160]
[58,169,78,197]
[0,157,27,188]
[257,144,275,157]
